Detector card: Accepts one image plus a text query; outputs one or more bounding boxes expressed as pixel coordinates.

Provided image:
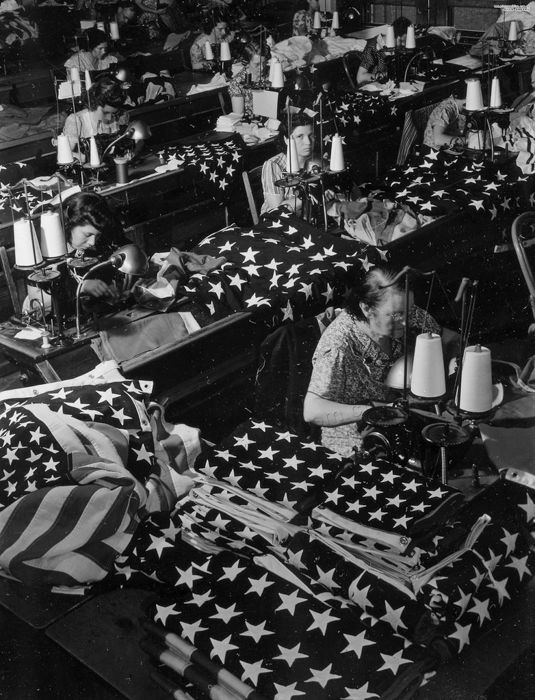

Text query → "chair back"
[396,100,440,165]
[512,212,535,323]
[242,165,264,226]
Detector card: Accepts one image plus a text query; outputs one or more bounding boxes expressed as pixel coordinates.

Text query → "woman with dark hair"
[228,41,268,117]
[303,266,456,457]
[189,14,234,70]
[64,28,118,71]
[62,75,128,150]
[356,16,411,85]
[261,111,314,214]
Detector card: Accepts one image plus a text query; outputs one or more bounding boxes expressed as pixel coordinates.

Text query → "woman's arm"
[356,64,374,85]
[304,392,371,427]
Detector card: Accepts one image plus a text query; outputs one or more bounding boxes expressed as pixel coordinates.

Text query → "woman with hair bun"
[304,266,457,457]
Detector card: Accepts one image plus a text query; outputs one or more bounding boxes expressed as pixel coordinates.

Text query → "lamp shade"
[204,41,214,60]
[108,244,148,275]
[313,11,322,29]
[385,25,396,48]
[331,11,340,30]
[490,76,502,109]
[457,344,493,413]
[40,211,67,259]
[219,41,231,61]
[385,354,413,389]
[410,332,446,398]
[57,134,74,165]
[127,120,151,141]
[286,136,299,174]
[329,134,345,172]
[270,60,284,89]
[109,20,120,40]
[405,25,416,49]
[465,78,484,111]
[508,20,518,41]
[14,218,43,268]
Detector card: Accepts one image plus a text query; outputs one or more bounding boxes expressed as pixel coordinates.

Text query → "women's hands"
[81,279,120,300]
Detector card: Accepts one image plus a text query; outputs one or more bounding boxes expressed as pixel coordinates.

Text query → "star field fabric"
[334,92,403,133]
[144,549,435,700]
[363,145,534,224]
[180,211,381,326]
[157,135,244,203]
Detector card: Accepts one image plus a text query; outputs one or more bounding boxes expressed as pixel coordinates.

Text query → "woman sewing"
[228,41,268,118]
[303,267,458,457]
[64,28,119,72]
[261,112,314,215]
[189,16,235,71]
[62,76,128,154]
[423,94,466,150]
[356,16,411,85]
[292,0,321,36]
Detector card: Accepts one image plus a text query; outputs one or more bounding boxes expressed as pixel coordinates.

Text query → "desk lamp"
[102,120,152,159]
[75,243,148,339]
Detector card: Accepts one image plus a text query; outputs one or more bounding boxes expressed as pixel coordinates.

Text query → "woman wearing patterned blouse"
[293,0,321,36]
[356,16,411,85]
[304,267,457,457]
[423,95,466,150]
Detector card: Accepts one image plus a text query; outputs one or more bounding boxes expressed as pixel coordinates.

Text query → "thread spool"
[57,134,74,165]
[40,211,67,259]
[286,136,299,174]
[114,156,129,184]
[410,332,446,398]
[231,94,245,115]
[204,41,214,60]
[329,134,345,172]
[313,11,322,29]
[14,219,43,268]
[465,78,484,112]
[271,61,284,89]
[385,25,396,49]
[89,136,101,167]
[457,344,493,413]
[466,130,486,150]
[331,11,340,30]
[490,76,502,109]
[219,41,231,62]
[84,69,92,89]
[405,25,416,50]
[508,20,518,42]
[70,66,81,84]
[109,21,120,40]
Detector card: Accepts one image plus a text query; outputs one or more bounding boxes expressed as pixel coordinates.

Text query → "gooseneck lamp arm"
[74,259,112,339]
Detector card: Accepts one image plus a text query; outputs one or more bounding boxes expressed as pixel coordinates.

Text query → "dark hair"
[346,267,405,321]
[63,192,123,251]
[86,75,125,110]
[117,0,137,9]
[392,16,411,38]
[201,12,229,35]
[280,110,314,138]
[237,40,268,65]
[85,28,109,51]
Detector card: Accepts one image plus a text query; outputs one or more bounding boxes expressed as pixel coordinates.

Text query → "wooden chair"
[241,165,264,226]
[511,212,535,334]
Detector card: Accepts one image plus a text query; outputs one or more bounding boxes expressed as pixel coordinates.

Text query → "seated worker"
[64,28,119,72]
[293,0,321,37]
[470,3,535,57]
[303,266,458,457]
[261,111,314,215]
[190,15,235,70]
[228,41,268,117]
[24,193,126,314]
[117,0,138,27]
[422,93,466,150]
[356,16,411,85]
[135,0,175,40]
[62,75,128,152]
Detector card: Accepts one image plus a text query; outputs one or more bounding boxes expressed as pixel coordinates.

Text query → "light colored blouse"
[63,107,127,149]
[64,50,118,72]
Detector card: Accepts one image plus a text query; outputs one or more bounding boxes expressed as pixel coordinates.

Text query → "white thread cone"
[40,211,66,258]
[410,332,445,398]
[14,219,43,267]
[329,134,345,172]
[457,344,493,413]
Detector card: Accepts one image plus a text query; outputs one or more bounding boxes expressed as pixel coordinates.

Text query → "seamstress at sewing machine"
[303,267,459,458]
[356,16,411,86]
[24,193,127,315]
[62,76,129,156]
[228,40,269,118]
[260,111,314,215]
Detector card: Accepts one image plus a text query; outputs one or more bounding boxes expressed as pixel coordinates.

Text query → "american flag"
[175,211,382,325]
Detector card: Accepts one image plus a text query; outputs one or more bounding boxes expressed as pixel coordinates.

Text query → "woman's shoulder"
[317,310,364,348]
